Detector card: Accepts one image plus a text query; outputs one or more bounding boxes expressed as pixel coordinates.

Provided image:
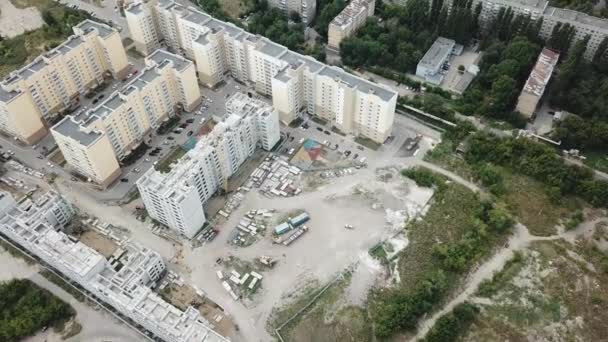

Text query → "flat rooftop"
[330,0,372,28]
[418,37,455,70]
[52,116,102,146]
[522,48,559,97]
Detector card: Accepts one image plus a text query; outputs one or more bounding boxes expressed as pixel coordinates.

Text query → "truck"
[283,226,309,246]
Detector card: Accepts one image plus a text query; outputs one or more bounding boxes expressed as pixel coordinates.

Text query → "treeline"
[314,0,347,38]
[549,35,608,153]
[340,0,480,73]
[0,279,74,341]
[372,167,514,337]
[247,0,305,51]
[465,132,608,206]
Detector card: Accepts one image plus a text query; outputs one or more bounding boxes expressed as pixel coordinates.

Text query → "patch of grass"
[396,181,480,291]
[501,171,580,236]
[155,147,187,173]
[0,237,36,264]
[583,151,608,173]
[39,270,86,302]
[478,251,526,297]
[272,271,372,342]
[369,243,388,264]
[1,2,90,77]
[354,136,381,151]
[310,116,327,126]
[424,139,476,181]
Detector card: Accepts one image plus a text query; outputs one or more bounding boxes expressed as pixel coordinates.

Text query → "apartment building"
[516,48,559,118]
[126,1,161,55]
[268,0,317,24]
[0,191,227,342]
[126,2,398,143]
[0,20,129,144]
[137,93,280,238]
[327,0,375,50]
[439,0,608,59]
[51,49,201,186]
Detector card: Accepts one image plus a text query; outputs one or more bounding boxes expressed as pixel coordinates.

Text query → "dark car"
[187,130,194,136]
[98,94,105,100]
[353,153,359,159]
[179,123,188,128]
[167,136,175,140]
[120,178,129,182]
[92,99,99,104]
[344,150,351,156]
[289,136,294,141]
[186,119,195,123]
[316,127,323,132]
[324,130,330,135]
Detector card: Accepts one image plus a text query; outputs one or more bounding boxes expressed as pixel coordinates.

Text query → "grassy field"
[396,180,481,291]
[465,239,608,341]
[501,171,581,236]
[269,271,373,342]
[426,138,582,236]
[9,0,52,9]
[155,147,187,173]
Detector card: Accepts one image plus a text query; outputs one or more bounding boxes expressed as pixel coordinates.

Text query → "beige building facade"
[126,2,398,143]
[0,20,129,145]
[126,1,161,55]
[327,0,375,50]
[52,49,201,186]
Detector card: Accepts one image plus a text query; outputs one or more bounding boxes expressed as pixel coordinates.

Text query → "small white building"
[416,37,456,85]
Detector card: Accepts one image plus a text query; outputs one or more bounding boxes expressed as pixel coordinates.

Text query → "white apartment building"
[0,191,228,342]
[0,20,129,144]
[515,47,560,118]
[126,2,398,143]
[137,94,280,238]
[51,49,201,187]
[126,1,161,55]
[268,0,317,24]
[439,0,608,60]
[327,0,375,50]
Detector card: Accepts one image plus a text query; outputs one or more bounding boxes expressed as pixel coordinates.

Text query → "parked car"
[324,130,330,135]
[187,130,194,136]
[120,178,129,182]
[316,127,323,132]
[186,119,194,123]
[167,136,175,140]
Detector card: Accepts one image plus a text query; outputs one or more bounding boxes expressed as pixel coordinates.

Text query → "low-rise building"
[0,20,129,144]
[516,48,560,118]
[0,191,228,342]
[126,2,398,144]
[137,94,280,238]
[416,37,456,85]
[327,0,375,50]
[51,49,201,187]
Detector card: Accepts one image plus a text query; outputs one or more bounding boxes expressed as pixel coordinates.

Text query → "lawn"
[9,0,52,9]
[218,0,255,19]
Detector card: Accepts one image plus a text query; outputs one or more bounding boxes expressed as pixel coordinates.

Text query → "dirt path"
[413,219,594,340]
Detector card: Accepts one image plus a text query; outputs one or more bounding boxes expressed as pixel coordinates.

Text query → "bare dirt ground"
[0,0,44,38]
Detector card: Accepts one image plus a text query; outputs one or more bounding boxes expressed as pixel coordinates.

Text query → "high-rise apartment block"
[327,0,375,50]
[0,20,129,144]
[268,0,317,24]
[126,1,398,144]
[137,93,280,238]
[126,1,161,55]
[51,49,201,187]
[438,0,608,59]
[0,191,227,342]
